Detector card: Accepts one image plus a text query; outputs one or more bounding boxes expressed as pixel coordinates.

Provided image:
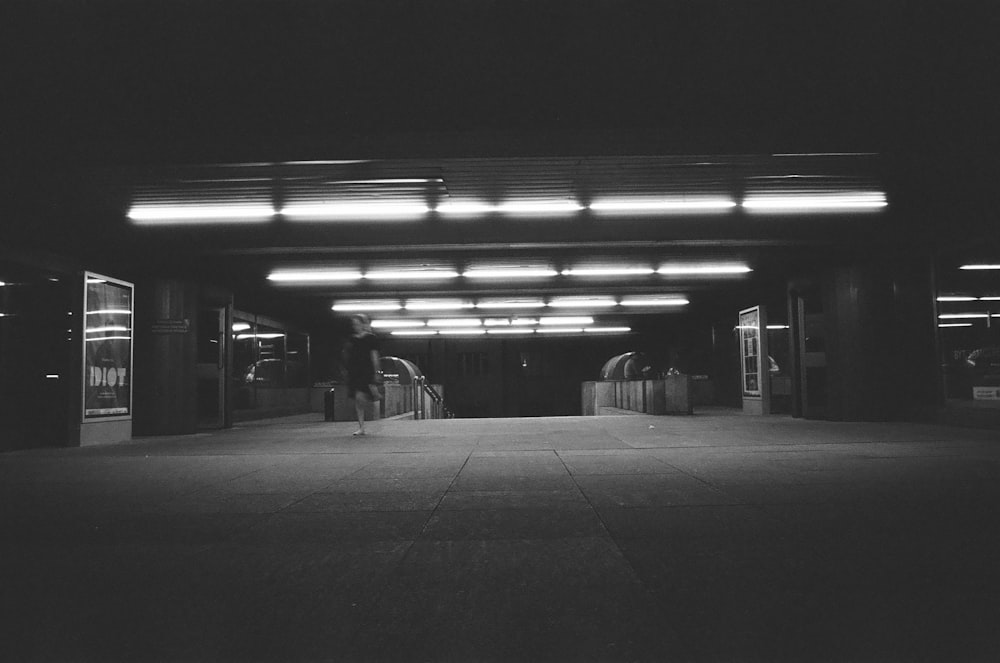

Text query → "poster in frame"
[82,272,134,421]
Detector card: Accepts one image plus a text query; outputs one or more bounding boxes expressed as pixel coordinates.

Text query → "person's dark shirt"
[346,332,379,384]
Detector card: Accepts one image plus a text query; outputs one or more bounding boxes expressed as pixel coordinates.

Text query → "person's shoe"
[352,429,366,437]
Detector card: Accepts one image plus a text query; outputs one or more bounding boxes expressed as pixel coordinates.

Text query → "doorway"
[196,306,227,429]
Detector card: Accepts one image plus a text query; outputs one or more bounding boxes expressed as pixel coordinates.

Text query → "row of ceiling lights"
[375,315,627,336]
[127,192,888,223]
[270,263,752,284]
[331,296,689,312]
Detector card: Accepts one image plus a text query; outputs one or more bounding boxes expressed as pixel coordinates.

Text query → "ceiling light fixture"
[127,205,276,224]
[280,203,430,220]
[86,309,132,316]
[619,297,689,307]
[426,318,483,327]
[463,267,558,279]
[391,330,439,336]
[331,300,402,312]
[741,192,887,212]
[267,270,362,283]
[475,299,546,309]
[371,320,427,329]
[583,327,632,333]
[328,178,443,185]
[404,300,473,311]
[537,327,584,334]
[936,296,978,302]
[435,202,499,215]
[959,264,1000,270]
[487,328,536,335]
[548,297,617,308]
[496,201,584,215]
[938,313,989,319]
[561,266,655,276]
[438,329,487,336]
[539,316,594,326]
[588,198,737,213]
[365,269,460,280]
[938,323,973,328]
[657,264,752,275]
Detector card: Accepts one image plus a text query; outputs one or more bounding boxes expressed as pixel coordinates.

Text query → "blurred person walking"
[344,313,381,436]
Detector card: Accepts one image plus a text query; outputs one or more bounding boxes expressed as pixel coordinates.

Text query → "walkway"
[2,411,998,662]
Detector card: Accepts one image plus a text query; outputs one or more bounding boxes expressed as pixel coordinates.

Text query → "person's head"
[351,313,370,334]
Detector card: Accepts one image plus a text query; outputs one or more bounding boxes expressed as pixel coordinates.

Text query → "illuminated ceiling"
[104,152,890,326]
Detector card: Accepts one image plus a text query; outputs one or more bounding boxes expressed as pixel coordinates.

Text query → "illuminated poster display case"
[82,273,133,421]
[739,305,770,415]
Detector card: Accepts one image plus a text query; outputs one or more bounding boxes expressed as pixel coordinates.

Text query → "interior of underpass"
[4,149,987,449]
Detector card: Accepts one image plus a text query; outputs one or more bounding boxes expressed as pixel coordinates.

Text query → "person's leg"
[353,391,369,435]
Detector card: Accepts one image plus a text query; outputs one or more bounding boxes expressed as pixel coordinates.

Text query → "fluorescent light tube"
[476,299,546,309]
[547,297,617,308]
[232,323,251,332]
[938,313,988,319]
[371,320,426,329]
[539,316,594,326]
[366,269,459,280]
[741,192,887,212]
[427,319,482,327]
[619,297,689,307]
[86,336,131,342]
[936,296,977,302]
[960,265,1000,270]
[561,267,655,276]
[657,264,752,275]
[128,205,275,224]
[938,323,973,328]
[537,327,583,334]
[487,328,535,335]
[766,325,790,330]
[588,198,736,213]
[980,296,1000,301]
[329,178,443,185]
[463,268,558,279]
[86,309,132,315]
[438,329,487,336]
[85,326,130,334]
[483,319,511,327]
[268,270,362,283]
[392,330,439,336]
[497,201,583,215]
[332,300,401,312]
[280,203,429,219]
[436,202,499,215]
[583,327,632,333]
[404,300,473,311]
[509,318,540,326]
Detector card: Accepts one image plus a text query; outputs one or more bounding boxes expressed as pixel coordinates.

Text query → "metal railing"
[412,376,453,419]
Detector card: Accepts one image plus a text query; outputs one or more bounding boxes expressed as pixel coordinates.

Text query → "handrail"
[414,376,453,419]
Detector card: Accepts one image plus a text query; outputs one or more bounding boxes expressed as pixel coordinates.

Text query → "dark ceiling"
[5,1,1000,327]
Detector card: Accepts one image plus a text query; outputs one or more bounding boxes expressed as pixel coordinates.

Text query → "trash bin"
[324,388,336,421]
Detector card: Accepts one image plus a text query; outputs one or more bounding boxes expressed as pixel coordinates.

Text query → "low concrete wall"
[312,383,447,421]
[582,377,693,416]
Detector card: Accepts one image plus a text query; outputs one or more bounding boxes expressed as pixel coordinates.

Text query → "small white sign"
[972,386,1000,401]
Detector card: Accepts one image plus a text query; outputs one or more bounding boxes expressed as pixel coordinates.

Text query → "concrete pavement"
[2,410,998,661]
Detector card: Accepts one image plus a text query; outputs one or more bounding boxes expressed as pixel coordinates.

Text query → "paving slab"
[2,411,999,662]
